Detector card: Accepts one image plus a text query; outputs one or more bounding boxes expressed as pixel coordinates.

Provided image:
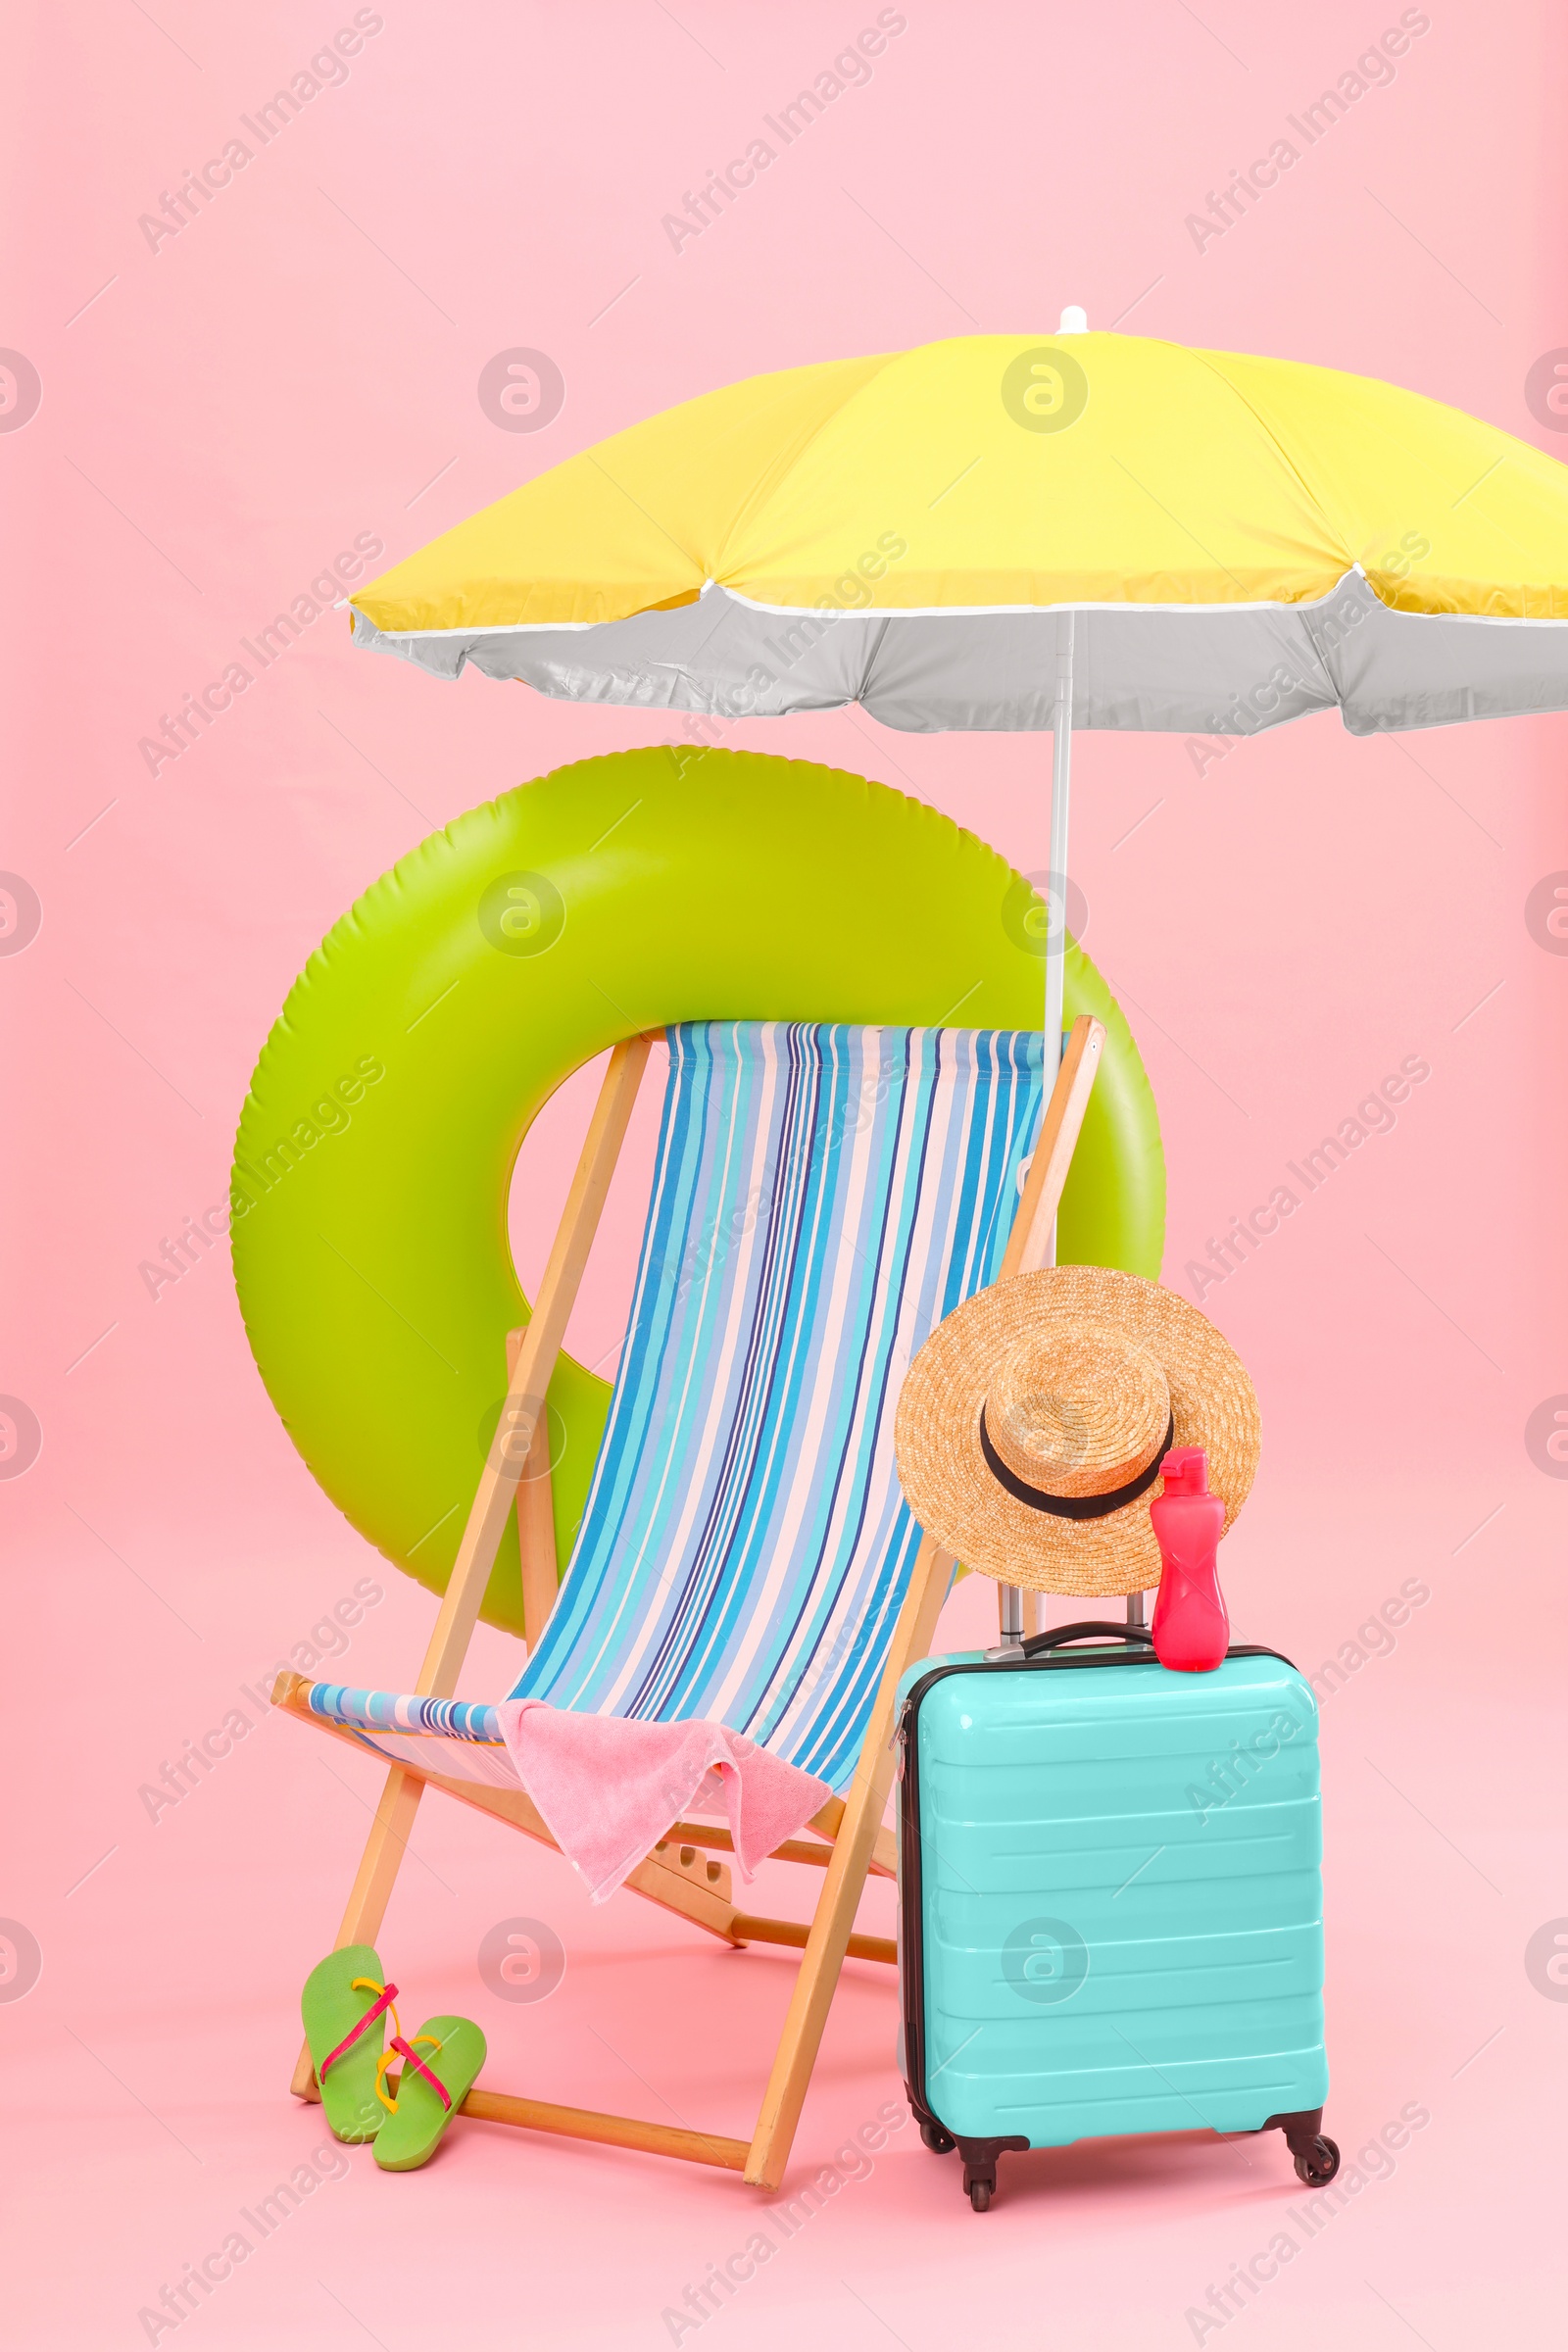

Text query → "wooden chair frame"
[278,1014,1105,2189]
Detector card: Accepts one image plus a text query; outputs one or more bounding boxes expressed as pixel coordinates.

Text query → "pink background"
[4,3,1565,2343]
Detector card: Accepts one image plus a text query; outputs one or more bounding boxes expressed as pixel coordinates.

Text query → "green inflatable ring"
[231,747,1165,1638]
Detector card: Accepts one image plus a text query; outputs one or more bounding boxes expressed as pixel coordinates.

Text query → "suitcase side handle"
[1019,1619,1155,1656]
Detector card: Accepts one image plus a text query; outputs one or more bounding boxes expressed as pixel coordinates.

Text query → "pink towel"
[495,1700,832,1904]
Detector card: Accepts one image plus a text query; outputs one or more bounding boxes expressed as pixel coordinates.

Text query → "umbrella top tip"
[1058,304,1089,334]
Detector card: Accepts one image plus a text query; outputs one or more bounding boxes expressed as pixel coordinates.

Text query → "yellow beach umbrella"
[350,318,1568,1041]
[348,318,1568,1641]
[353,322,1568,680]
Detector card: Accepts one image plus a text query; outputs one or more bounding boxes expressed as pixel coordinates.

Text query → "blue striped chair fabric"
[307,1021,1045,1794]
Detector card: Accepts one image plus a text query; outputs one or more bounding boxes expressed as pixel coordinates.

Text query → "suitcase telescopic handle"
[1019,1619,1156,1656]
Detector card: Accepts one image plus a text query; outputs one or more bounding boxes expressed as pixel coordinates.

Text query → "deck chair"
[274,1012,1104,2189]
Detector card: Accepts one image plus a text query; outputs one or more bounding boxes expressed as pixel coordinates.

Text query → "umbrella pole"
[999,612,1076,1650]
[1043,609,1075,1071]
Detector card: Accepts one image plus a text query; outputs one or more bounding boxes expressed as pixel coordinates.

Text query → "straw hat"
[894,1266,1260,1596]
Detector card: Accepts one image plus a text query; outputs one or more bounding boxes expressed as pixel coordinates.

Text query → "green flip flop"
[301,1943,399,2143]
[371,2015,487,2172]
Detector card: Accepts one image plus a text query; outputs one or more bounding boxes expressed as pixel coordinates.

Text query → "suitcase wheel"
[1292,2134,1341,2187]
[920,2119,956,2155]
[957,2134,1026,2209]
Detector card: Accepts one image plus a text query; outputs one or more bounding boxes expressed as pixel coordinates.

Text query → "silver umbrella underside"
[352,568,1568,738]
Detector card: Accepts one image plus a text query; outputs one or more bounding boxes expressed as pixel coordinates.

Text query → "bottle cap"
[1158,1446,1209,1496]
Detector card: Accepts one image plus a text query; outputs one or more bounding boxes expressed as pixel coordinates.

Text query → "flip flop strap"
[387,2034,452,2111]
[318,1978,400,2081]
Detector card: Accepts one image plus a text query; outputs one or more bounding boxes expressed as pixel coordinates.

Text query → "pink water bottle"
[1150,1446,1229,1672]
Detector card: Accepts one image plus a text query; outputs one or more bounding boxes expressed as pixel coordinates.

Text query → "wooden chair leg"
[743,1536,954,2191]
[287,1036,651,2100]
[745,1029,1100,2186]
[508,1323,560,1651]
[288,1763,425,2095]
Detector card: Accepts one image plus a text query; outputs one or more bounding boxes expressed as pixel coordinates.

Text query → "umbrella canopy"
[346,323,1568,1641]
[349,330,1568,736]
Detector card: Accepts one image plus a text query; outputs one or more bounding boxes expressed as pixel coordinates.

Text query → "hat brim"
[894,1266,1260,1595]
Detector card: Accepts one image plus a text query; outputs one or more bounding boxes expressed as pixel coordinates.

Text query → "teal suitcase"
[897,1622,1337,2210]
